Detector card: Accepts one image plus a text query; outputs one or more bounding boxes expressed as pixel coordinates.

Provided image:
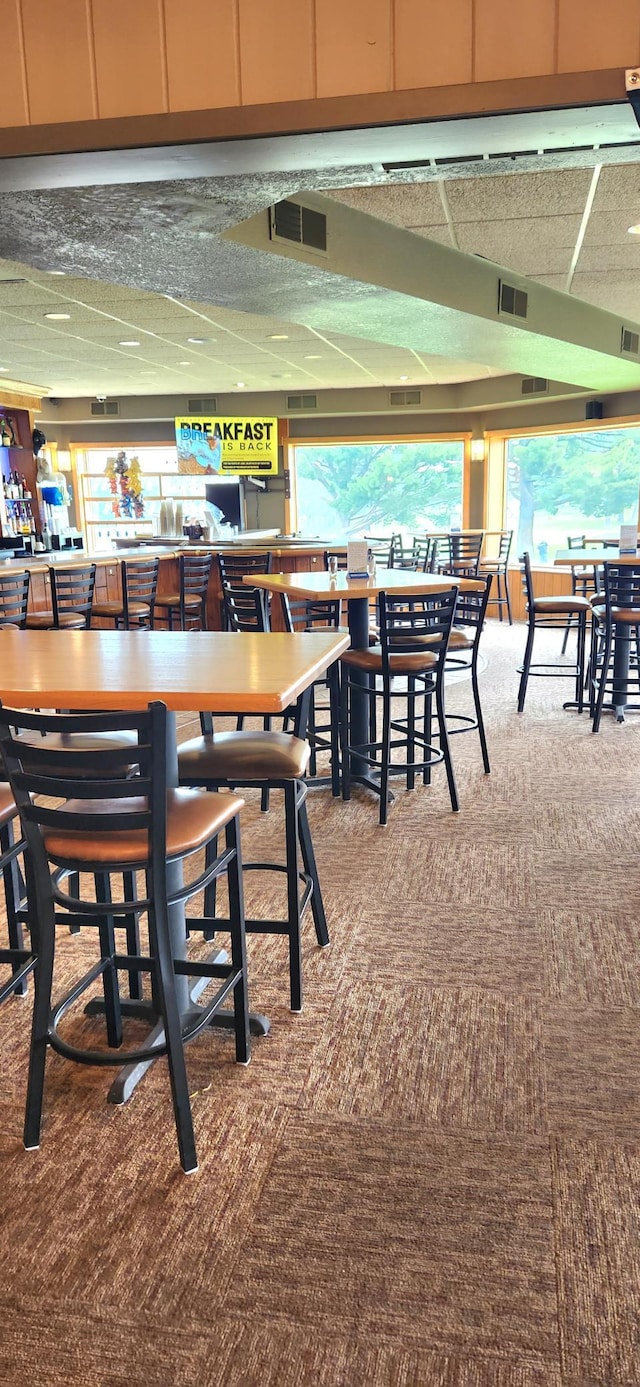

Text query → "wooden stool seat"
[592,604,640,624]
[43,787,244,867]
[341,645,437,674]
[532,595,591,615]
[0,783,17,828]
[179,730,310,781]
[91,600,151,619]
[0,623,20,631]
[25,611,87,630]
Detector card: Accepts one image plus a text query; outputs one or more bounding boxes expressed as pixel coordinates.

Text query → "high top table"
[0,627,349,1096]
[249,568,472,799]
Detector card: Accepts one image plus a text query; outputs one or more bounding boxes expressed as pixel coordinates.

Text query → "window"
[76,446,207,551]
[293,439,464,539]
[506,426,640,563]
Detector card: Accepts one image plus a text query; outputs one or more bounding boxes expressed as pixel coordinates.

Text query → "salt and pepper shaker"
[367,548,376,579]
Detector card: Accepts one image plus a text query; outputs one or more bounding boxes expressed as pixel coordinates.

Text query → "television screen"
[205,479,243,530]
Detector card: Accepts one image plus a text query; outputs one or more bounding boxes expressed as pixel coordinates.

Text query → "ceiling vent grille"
[269,201,327,254]
[91,400,119,416]
[0,278,27,285]
[498,280,528,320]
[287,393,317,410]
[521,377,549,396]
[621,327,640,356]
[187,396,217,413]
[389,389,422,406]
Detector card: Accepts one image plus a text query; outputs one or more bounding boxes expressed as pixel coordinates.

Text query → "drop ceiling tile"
[446,169,593,221]
[455,220,578,274]
[409,225,455,247]
[580,211,640,248]
[591,163,640,212]
[571,274,640,319]
[576,242,640,272]
[326,183,447,226]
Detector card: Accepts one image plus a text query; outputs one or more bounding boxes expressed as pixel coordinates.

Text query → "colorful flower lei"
[105,450,145,520]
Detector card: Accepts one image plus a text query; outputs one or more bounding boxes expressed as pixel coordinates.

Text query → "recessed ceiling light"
[0,367,8,372]
[47,270,66,276]
[119,339,140,347]
[44,312,71,320]
[268,334,289,340]
[304,354,322,360]
[628,224,640,235]
[399,375,409,381]
[235,381,246,388]
[178,360,190,365]
[187,337,207,344]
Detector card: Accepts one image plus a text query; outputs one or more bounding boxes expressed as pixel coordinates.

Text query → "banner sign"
[175,416,278,475]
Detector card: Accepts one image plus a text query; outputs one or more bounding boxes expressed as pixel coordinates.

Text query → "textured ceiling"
[0,144,638,400]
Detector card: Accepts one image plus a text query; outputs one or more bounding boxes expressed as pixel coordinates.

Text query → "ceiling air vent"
[498,280,528,320]
[287,394,317,410]
[621,327,639,356]
[90,400,119,416]
[521,377,549,396]
[188,396,217,413]
[269,201,327,254]
[389,389,422,406]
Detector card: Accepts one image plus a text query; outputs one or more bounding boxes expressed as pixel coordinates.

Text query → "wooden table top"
[0,629,349,713]
[248,568,482,599]
[554,550,640,566]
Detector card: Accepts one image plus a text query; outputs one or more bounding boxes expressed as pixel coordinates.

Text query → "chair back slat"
[379,587,458,668]
[453,573,493,629]
[0,704,162,858]
[122,558,159,625]
[282,596,341,632]
[364,536,394,566]
[218,552,271,631]
[181,552,212,595]
[603,562,640,610]
[441,532,484,575]
[518,552,535,609]
[50,564,96,627]
[0,569,30,626]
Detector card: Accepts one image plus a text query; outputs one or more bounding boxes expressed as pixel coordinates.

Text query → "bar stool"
[444,574,493,772]
[25,564,96,630]
[0,701,249,1175]
[590,562,640,731]
[0,783,33,1005]
[282,593,342,796]
[218,552,271,631]
[479,530,513,623]
[178,692,326,1013]
[0,569,30,627]
[154,552,213,631]
[439,532,484,578]
[517,552,590,713]
[561,535,598,654]
[91,558,159,629]
[340,586,460,825]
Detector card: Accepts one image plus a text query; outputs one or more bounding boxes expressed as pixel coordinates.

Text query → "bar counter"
[1,540,345,631]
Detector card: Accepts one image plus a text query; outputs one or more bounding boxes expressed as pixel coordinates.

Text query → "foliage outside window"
[294,440,464,538]
[506,427,640,562]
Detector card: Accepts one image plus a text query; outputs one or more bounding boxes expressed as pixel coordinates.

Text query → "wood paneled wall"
[0,0,637,130]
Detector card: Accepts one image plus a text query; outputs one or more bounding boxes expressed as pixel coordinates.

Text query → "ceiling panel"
[444,169,594,220]
[326,184,446,226]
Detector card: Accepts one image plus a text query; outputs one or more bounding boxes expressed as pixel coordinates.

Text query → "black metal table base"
[84,948,270,1104]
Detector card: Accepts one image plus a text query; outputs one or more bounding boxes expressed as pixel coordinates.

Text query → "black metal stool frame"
[181,688,326,1013]
[517,552,588,714]
[0,700,250,1175]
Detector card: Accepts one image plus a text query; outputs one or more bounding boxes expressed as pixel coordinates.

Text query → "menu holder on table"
[347,540,368,577]
[619,525,638,555]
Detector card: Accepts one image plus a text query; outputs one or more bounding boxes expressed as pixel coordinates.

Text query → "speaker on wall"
[586,401,604,420]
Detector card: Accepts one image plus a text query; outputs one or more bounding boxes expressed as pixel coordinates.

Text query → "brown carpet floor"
[0,619,638,1385]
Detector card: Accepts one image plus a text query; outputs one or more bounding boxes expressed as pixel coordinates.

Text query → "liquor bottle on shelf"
[0,420,11,449]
